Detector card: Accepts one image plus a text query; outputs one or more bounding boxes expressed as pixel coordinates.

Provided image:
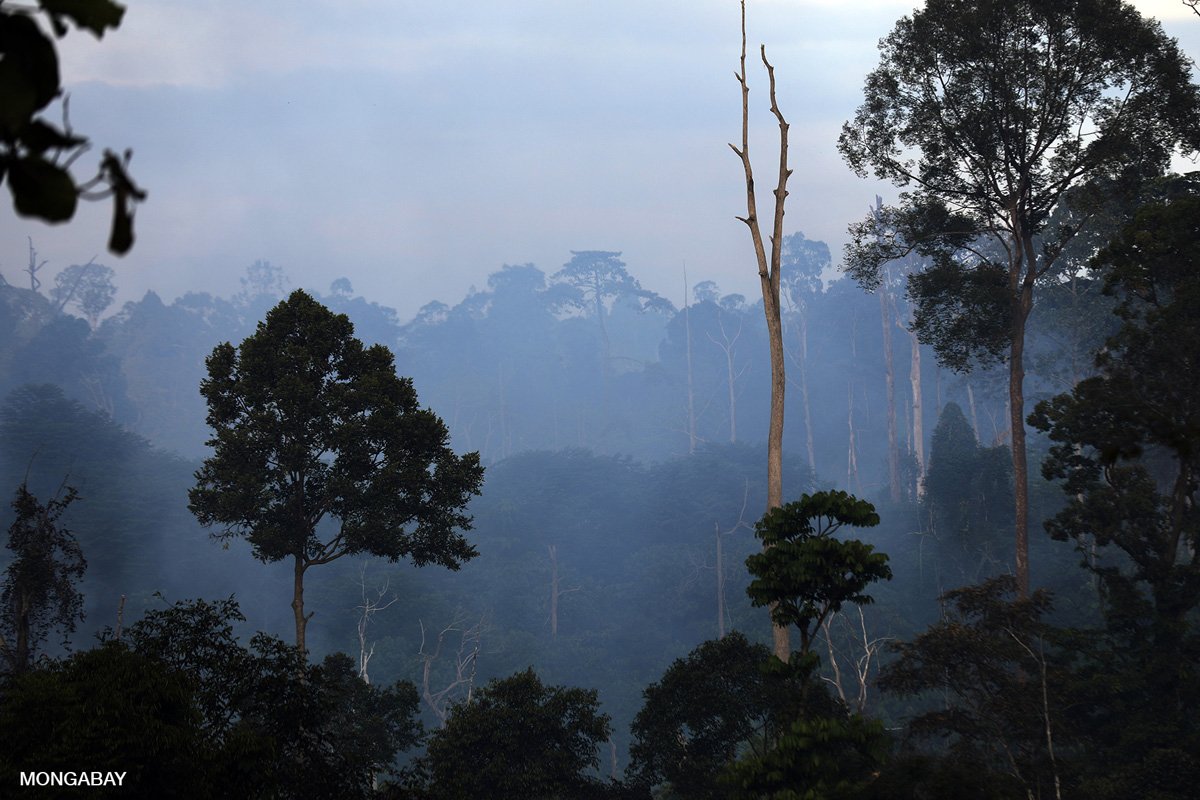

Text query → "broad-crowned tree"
[628,632,802,799]
[878,577,1064,800]
[746,491,891,666]
[728,491,892,800]
[1029,178,1200,792]
[189,290,483,653]
[419,667,611,800]
[839,0,1200,595]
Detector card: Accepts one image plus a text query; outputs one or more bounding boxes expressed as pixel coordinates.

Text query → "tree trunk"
[292,554,308,653]
[716,522,726,639]
[906,324,925,495]
[549,544,560,637]
[846,382,862,494]
[684,270,697,454]
[798,311,816,475]
[732,0,792,661]
[879,283,900,502]
[1010,286,1033,596]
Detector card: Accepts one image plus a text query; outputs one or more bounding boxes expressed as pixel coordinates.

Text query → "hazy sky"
[3,1,1197,321]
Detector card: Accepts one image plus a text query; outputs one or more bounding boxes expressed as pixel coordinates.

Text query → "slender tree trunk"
[292,554,308,654]
[880,285,900,502]
[967,380,981,441]
[1010,287,1033,596]
[907,324,925,495]
[549,544,560,638]
[716,522,725,639]
[798,311,816,475]
[846,382,862,494]
[685,270,697,454]
[732,0,792,660]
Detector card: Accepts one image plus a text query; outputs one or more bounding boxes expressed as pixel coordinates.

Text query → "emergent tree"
[730,0,795,661]
[189,290,484,653]
[838,0,1200,595]
[0,480,85,674]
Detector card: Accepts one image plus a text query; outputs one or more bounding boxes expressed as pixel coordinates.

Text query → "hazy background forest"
[2,1,1200,799]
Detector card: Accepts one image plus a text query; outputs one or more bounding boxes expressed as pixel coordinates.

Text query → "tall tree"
[1030,180,1200,773]
[839,0,1200,595]
[0,481,85,674]
[189,290,483,653]
[730,0,794,660]
[51,262,117,329]
[780,231,828,476]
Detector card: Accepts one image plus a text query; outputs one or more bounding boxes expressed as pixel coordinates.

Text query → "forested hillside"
[2,0,1199,798]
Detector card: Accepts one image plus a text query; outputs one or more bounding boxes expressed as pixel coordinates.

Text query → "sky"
[3,0,1198,321]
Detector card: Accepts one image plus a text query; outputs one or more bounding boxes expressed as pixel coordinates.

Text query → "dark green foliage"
[0,643,210,794]
[727,492,892,800]
[721,713,888,800]
[131,596,422,799]
[923,402,1012,581]
[628,632,801,799]
[906,259,1011,371]
[0,481,84,673]
[746,491,891,658]
[878,577,1064,798]
[0,595,423,799]
[420,667,611,800]
[189,290,483,648]
[1029,180,1200,793]
[191,289,481,568]
[0,0,145,253]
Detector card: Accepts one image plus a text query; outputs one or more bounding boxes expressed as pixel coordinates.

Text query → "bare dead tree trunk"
[819,607,893,714]
[846,382,862,495]
[548,544,580,638]
[26,237,47,295]
[356,563,399,684]
[114,594,126,642]
[684,268,698,454]
[905,322,925,496]
[796,308,817,475]
[730,0,793,662]
[966,380,981,441]
[419,612,486,727]
[708,313,746,443]
[716,522,725,638]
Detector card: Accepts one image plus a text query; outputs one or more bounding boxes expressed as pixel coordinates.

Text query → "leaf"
[38,0,126,38]
[6,154,78,221]
[0,12,61,128]
[19,118,87,154]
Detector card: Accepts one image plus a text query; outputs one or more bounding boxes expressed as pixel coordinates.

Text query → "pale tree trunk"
[547,544,579,638]
[684,269,698,454]
[966,380,981,441]
[797,309,817,475]
[708,314,746,443]
[905,323,925,495]
[846,383,862,494]
[731,0,794,662]
[419,612,485,727]
[292,555,309,654]
[879,283,900,502]
[716,522,725,639]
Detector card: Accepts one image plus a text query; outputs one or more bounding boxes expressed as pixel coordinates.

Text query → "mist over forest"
[2,1,1200,799]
